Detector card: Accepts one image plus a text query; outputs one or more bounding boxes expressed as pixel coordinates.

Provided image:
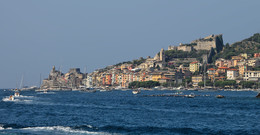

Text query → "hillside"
[213,33,260,60]
[105,33,260,70]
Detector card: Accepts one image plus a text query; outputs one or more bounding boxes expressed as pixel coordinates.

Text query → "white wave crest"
[17,95,35,98]
[2,97,19,102]
[2,97,33,103]
[0,125,4,130]
[37,92,55,94]
[22,126,110,135]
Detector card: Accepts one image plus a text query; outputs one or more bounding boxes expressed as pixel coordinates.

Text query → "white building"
[247,58,260,67]
[227,69,239,80]
[86,75,93,88]
[243,71,260,81]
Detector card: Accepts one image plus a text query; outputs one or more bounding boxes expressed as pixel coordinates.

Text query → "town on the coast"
[40,33,260,91]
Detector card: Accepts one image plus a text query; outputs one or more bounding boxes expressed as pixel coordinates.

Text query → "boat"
[256,93,260,98]
[9,95,14,101]
[216,95,225,98]
[21,86,38,91]
[186,94,195,98]
[14,92,20,97]
[132,88,141,94]
[132,90,140,94]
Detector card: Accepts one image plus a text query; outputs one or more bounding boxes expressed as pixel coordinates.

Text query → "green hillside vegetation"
[213,33,260,60]
[114,57,146,67]
[128,81,160,88]
[164,50,209,62]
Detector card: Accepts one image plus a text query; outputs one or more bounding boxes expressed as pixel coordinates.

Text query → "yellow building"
[151,72,163,82]
[192,76,203,87]
[240,53,248,59]
[239,65,248,77]
[189,61,200,73]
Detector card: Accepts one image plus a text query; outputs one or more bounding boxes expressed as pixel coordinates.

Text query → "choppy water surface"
[0,89,260,135]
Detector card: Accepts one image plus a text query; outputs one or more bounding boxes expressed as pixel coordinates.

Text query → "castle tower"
[159,48,165,62]
[52,66,55,72]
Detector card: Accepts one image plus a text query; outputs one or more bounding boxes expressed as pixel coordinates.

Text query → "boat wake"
[22,126,108,135]
[37,92,56,94]
[16,95,35,98]
[1,123,259,135]
[2,96,33,103]
[0,124,111,135]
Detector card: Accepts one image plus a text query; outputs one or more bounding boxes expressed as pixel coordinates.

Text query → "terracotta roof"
[190,61,198,64]
[208,68,216,71]
[218,67,229,69]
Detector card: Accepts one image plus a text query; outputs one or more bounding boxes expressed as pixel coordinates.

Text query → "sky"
[0,0,260,88]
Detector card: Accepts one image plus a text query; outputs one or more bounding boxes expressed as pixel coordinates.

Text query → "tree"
[198,80,213,87]
[128,81,160,88]
[215,80,236,88]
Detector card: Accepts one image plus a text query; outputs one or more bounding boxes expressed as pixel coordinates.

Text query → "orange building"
[105,74,112,85]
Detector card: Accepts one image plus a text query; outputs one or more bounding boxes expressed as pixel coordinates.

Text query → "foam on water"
[0,125,4,130]
[16,95,35,98]
[37,92,56,94]
[22,126,110,135]
[2,97,18,102]
[2,96,33,103]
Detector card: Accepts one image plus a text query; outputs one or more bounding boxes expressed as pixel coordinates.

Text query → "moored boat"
[132,90,140,94]
[132,88,141,94]
[216,95,225,98]
[186,93,195,98]
[256,93,260,98]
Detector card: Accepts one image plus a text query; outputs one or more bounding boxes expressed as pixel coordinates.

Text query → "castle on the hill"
[168,34,224,52]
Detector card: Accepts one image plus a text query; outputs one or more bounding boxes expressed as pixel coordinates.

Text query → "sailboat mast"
[84,66,87,88]
[204,63,206,88]
[39,73,42,88]
[19,74,24,89]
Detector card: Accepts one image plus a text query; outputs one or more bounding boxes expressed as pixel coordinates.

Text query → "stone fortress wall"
[168,34,223,52]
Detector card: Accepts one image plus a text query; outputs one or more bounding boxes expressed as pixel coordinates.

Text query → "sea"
[0,89,260,135]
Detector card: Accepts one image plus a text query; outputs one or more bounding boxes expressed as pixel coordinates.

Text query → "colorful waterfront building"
[192,75,203,87]
[189,61,200,73]
[151,72,163,82]
[105,74,112,85]
[227,69,239,80]
[243,71,260,81]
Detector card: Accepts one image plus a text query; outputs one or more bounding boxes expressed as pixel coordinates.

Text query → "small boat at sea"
[186,93,195,98]
[216,95,225,98]
[132,90,140,94]
[256,93,260,98]
[9,95,14,101]
[132,88,141,94]
[14,92,20,97]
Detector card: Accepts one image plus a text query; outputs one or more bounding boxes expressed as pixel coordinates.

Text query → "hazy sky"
[1,0,260,88]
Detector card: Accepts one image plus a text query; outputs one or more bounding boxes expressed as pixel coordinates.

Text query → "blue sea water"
[0,89,260,135]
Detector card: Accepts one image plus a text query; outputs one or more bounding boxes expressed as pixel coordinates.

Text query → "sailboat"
[19,75,37,91]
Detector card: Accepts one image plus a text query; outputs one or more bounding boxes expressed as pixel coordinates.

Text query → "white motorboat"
[9,95,14,101]
[14,92,20,97]
[132,88,141,94]
[186,93,195,98]
[216,95,225,98]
